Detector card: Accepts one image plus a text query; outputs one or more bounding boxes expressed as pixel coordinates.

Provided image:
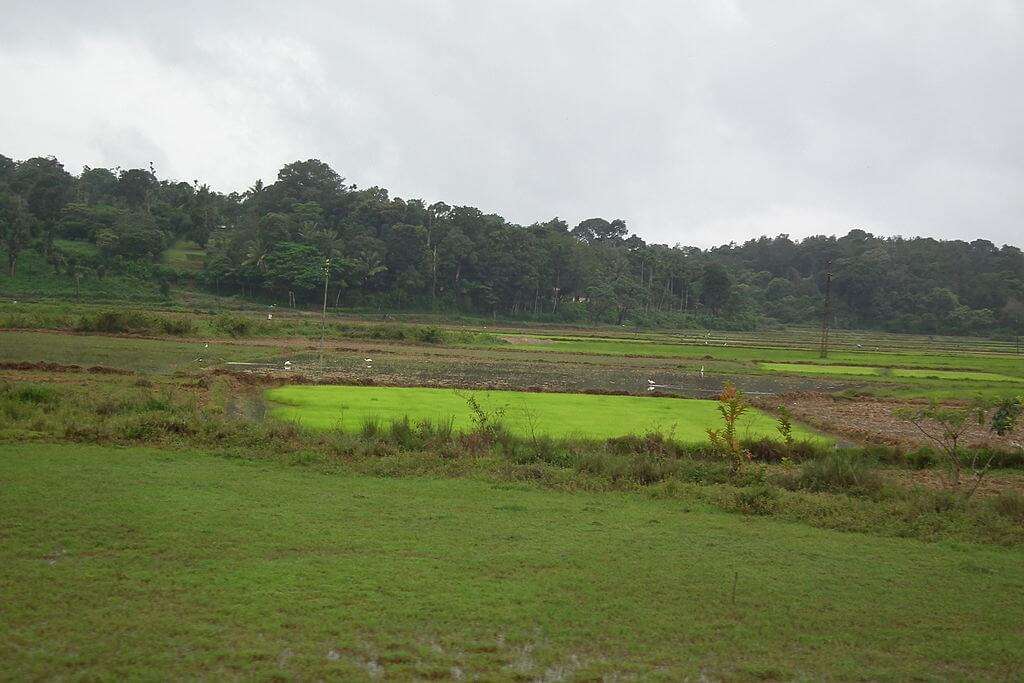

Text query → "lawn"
[0,444,1021,679]
[761,362,1024,383]
[266,385,822,441]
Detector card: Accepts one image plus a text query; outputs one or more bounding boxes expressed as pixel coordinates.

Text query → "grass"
[1,443,1021,679]
[761,362,1023,383]
[266,384,824,442]
[163,239,205,273]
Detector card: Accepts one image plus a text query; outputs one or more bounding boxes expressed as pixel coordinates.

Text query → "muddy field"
[773,393,1024,450]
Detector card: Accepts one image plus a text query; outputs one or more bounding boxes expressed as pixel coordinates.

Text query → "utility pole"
[319,257,330,376]
[819,259,832,359]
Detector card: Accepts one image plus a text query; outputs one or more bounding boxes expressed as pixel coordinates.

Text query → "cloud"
[1,0,1021,248]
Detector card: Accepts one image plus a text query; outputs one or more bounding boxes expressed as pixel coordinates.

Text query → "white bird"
[700,365,705,379]
[204,343,209,349]
[284,360,292,366]
[364,358,373,363]
[647,379,655,385]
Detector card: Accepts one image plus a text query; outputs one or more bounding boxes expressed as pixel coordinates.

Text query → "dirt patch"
[768,393,1024,450]
[500,335,556,345]
[0,360,132,375]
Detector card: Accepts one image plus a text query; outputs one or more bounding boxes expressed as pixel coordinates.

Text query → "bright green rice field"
[760,362,1024,383]
[267,385,823,442]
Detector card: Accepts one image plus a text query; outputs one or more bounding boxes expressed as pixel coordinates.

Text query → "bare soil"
[771,393,1024,450]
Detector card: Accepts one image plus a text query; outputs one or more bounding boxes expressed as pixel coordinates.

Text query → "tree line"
[1,153,1022,336]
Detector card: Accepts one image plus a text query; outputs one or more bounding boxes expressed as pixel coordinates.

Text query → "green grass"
[163,240,206,273]
[267,385,823,441]
[761,362,1023,383]
[1,443,1021,679]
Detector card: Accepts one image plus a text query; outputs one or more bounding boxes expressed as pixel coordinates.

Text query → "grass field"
[266,385,822,441]
[1,444,1021,680]
[761,362,1024,383]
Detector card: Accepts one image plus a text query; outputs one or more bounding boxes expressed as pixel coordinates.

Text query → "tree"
[700,263,733,315]
[9,156,73,230]
[117,168,158,209]
[571,217,628,245]
[0,190,35,276]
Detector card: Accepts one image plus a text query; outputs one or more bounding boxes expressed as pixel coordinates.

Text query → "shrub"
[213,313,256,338]
[730,482,780,515]
[156,315,195,336]
[988,491,1024,522]
[76,310,155,333]
[904,448,937,469]
[786,452,884,498]
[411,326,445,344]
[7,383,59,406]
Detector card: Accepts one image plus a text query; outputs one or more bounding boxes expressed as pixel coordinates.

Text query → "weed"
[987,491,1024,522]
[730,482,780,515]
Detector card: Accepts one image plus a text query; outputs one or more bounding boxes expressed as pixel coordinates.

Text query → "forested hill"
[1,153,1022,336]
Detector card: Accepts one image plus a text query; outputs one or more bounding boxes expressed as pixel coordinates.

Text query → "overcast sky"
[1,1,1021,247]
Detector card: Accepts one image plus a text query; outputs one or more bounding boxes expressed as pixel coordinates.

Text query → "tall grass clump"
[213,313,256,338]
[76,310,156,334]
[782,452,885,498]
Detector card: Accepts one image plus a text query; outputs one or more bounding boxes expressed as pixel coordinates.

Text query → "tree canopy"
[1,153,1022,336]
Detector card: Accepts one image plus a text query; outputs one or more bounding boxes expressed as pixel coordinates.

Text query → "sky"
[1,1,1021,248]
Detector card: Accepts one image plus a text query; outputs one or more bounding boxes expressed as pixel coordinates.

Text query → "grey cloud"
[1,0,1020,247]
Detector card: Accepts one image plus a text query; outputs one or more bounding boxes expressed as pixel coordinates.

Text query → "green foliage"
[212,313,256,338]
[729,481,780,515]
[75,310,195,336]
[784,452,885,498]
[5,153,1021,334]
[706,382,753,474]
[990,396,1023,436]
[776,406,795,446]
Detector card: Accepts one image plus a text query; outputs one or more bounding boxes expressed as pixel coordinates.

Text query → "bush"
[904,448,937,469]
[988,491,1024,522]
[6,383,59,406]
[213,313,256,338]
[156,315,195,336]
[76,310,155,333]
[785,452,884,498]
[730,482,780,515]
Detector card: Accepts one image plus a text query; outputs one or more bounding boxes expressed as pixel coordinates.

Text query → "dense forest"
[1,153,1022,336]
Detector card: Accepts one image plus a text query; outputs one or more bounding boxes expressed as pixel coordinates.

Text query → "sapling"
[706,382,752,474]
